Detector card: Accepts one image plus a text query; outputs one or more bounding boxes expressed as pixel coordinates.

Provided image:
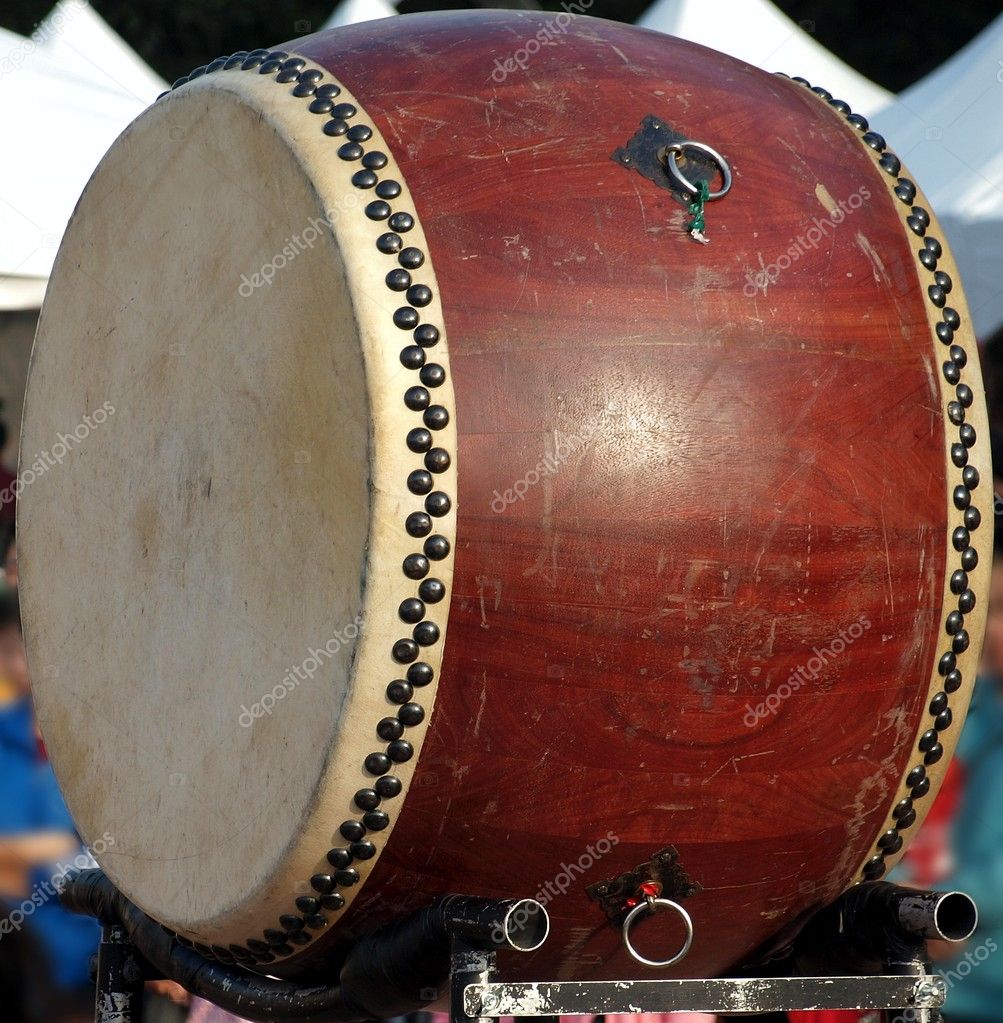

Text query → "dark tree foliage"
[773,0,999,92]
[0,0,999,92]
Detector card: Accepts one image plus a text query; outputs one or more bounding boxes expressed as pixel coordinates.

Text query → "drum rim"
[18,52,460,964]
[786,75,993,887]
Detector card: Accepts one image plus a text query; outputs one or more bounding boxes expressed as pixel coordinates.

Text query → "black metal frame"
[89,927,947,1023]
[70,870,968,1023]
[94,923,144,1023]
[451,953,946,1021]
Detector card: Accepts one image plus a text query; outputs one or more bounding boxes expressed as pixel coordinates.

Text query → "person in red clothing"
[0,408,17,531]
[2,523,17,590]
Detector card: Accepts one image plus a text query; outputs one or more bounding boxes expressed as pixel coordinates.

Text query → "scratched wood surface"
[286,12,948,980]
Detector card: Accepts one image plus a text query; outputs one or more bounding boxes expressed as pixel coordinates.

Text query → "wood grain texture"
[274,11,984,980]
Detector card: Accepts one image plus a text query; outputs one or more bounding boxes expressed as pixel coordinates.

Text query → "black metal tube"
[443,895,549,951]
[835,882,977,964]
[62,869,547,1023]
[320,894,547,1020]
[63,870,364,1022]
[892,888,978,942]
[786,882,978,977]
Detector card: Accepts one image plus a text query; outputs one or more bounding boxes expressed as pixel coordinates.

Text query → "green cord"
[687,179,709,235]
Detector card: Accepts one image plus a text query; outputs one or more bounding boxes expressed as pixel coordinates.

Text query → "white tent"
[0,2,165,310]
[638,0,891,116]
[322,0,397,31]
[34,0,166,101]
[867,14,1003,339]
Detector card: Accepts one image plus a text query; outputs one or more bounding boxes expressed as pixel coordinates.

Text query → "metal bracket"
[585,844,700,923]
[611,115,721,200]
[71,871,957,1023]
[459,974,947,1020]
[447,888,950,1023]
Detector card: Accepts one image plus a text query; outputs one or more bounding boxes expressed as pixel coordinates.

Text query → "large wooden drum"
[18,10,991,983]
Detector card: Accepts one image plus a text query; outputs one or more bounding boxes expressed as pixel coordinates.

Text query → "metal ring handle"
[622,896,695,968]
[662,141,732,200]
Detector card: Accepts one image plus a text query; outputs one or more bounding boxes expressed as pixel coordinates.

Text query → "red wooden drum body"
[19,11,991,984]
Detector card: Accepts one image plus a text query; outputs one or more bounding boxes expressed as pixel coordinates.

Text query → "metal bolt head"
[481,991,501,1013]
[913,977,946,1007]
[122,956,143,984]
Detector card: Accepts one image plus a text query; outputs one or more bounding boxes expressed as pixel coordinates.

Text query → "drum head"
[19,68,455,946]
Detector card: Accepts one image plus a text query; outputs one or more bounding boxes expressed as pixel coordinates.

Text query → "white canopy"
[637,0,891,116]
[868,14,1003,339]
[6,0,999,338]
[0,2,165,310]
[322,0,397,31]
[34,0,166,100]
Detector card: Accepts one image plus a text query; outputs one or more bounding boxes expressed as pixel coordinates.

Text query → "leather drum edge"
[787,78,992,886]
[56,52,459,964]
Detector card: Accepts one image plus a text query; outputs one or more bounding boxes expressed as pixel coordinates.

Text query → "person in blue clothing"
[934,522,1003,1023]
[0,588,100,1022]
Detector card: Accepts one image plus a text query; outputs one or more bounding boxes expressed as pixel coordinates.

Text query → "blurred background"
[1,2,1002,1022]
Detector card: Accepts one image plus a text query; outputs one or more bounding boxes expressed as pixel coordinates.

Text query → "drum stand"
[449,880,976,1023]
[449,937,945,1023]
[65,870,967,1023]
